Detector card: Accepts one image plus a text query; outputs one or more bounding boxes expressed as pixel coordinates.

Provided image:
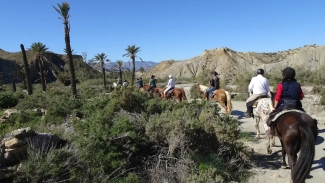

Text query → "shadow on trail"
[231,110,245,119]
[311,157,325,172]
[315,135,324,145]
[317,128,325,134]
[251,150,282,170]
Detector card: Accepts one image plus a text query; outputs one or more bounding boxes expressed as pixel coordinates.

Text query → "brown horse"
[155,87,187,102]
[273,111,318,183]
[198,84,232,114]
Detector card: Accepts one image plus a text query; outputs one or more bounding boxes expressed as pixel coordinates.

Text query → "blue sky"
[1,0,325,63]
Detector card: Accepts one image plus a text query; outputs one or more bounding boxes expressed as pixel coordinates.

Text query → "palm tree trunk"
[20,44,33,95]
[39,59,46,92]
[102,61,106,87]
[119,68,122,81]
[11,74,16,92]
[132,57,135,86]
[64,22,77,96]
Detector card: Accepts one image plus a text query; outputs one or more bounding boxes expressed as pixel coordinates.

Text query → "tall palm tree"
[30,42,49,92]
[116,60,125,81]
[20,44,33,94]
[94,53,110,87]
[53,2,77,96]
[122,45,142,86]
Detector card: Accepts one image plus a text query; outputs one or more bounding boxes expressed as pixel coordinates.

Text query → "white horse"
[252,93,276,154]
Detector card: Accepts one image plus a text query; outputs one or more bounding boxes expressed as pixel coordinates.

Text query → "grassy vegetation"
[0,77,253,183]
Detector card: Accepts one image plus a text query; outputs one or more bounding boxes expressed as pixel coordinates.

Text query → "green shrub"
[14,145,89,183]
[0,91,19,108]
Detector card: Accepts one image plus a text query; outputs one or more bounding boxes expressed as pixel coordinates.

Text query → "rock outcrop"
[0,48,97,84]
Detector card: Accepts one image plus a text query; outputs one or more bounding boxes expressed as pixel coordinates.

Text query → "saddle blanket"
[271,109,315,122]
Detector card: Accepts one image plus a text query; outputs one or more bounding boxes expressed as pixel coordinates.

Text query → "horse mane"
[198,84,209,92]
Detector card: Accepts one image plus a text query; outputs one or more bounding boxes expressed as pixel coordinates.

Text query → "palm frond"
[53,2,70,21]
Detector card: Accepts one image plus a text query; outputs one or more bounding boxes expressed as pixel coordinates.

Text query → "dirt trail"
[178,83,325,183]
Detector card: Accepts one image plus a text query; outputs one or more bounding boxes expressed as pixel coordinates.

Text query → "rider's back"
[249,75,269,94]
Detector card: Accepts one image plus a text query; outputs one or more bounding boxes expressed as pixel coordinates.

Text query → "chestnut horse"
[155,87,187,102]
[272,111,318,183]
[198,84,232,114]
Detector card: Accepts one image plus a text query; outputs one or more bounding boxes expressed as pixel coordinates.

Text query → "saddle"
[208,89,218,99]
[252,95,268,108]
[266,108,307,136]
[166,88,174,97]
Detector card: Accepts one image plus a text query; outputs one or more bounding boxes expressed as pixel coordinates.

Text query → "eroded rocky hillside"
[144,44,325,79]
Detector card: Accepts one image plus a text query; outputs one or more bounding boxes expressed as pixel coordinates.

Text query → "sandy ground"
[178,83,325,183]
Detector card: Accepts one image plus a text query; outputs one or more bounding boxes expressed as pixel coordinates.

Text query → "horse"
[272,111,318,183]
[198,84,232,114]
[155,87,187,102]
[252,92,276,150]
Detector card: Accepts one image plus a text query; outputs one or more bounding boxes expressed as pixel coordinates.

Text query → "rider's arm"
[299,85,304,100]
[266,79,270,92]
[166,79,171,87]
[248,78,254,93]
[274,83,283,108]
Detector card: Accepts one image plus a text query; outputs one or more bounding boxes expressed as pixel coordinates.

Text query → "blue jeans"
[206,87,216,95]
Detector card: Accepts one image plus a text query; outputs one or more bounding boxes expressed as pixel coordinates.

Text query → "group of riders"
[116,74,176,99]
[244,67,304,118]
[116,66,304,119]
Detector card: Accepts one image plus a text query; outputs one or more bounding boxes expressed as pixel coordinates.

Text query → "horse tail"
[224,90,232,114]
[291,120,315,183]
[181,89,187,101]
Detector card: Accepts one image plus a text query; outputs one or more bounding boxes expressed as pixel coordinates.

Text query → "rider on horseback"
[137,77,144,88]
[245,69,271,118]
[273,67,305,112]
[148,75,157,93]
[205,71,220,101]
[163,75,175,99]
[268,67,305,135]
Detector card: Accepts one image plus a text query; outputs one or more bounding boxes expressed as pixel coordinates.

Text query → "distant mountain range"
[107,61,158,70]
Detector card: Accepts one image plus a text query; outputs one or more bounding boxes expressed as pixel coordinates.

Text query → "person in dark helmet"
[244,68,271,118]
[267,67,305,136]
[148,75,157,92]
[204,71,220,101]
[273,67,304,112]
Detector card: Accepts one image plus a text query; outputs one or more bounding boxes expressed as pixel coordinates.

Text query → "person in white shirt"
[245,69,271,118]
[164,75,175,99]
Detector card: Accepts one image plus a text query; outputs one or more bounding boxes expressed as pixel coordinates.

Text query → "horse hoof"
[281,165,287,169]
[267,149,272,154]
[255,135,260,139]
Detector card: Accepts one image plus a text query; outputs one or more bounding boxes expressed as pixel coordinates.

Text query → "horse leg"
[271,136,275,147]
[219,101,227,113]
[280,140,287,169]
[255,117,260,138]
[266,134,272,154]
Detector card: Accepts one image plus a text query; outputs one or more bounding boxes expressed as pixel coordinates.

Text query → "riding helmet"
[282,67,295,79]
[212,71,218,75]
[257,68,264,75]
[169,75,173,78]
